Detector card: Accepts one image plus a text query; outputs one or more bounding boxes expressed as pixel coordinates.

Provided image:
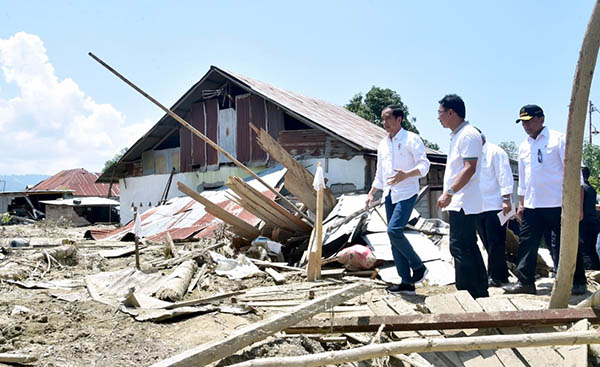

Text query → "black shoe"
[572,284,587,295]
[386,283,416,295]
[502,282,536,295]
[411,265,429,284]
[488,278,507,287]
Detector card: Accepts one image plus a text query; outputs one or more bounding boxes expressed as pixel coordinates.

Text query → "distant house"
[96,66,446,224]
[1,168,120,224]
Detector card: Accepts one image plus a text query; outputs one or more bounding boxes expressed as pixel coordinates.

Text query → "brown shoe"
[502,282,536,295]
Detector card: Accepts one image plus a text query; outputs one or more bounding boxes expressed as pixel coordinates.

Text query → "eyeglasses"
[537,149,543,163]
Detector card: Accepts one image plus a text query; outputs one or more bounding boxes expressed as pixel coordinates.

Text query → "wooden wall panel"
[179,111,192,172]
[266,101,284,141]
[250,95,266,162]
[205,99,219,166]
[236,95,251,163]
[190,102,206,168]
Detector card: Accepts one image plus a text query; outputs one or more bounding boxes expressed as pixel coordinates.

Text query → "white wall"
[299,156,367,193]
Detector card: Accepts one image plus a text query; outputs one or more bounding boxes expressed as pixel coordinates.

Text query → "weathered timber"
[249,123,336,216]
[265,267,286,285]
[551,0,600,308]
[165,232,178,258]
[228,330,600,367]
[150,282,370,367]
[177,181,260,240]
[155,260,197,302]
[164,290,245,309]
[226,176,312,233]
[284,307,600,334]
[0,353,38,364]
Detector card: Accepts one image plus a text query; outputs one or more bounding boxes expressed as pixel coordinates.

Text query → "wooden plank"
[177,181,260,240]
[250,123,337,216]
[284,307,600,333]
[150,282,370,367]
[477,296,565,366]
[563,319,589,367]
[426,292,504,367]
[265,267,286,285]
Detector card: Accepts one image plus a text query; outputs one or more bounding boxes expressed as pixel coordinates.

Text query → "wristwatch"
[447,188,456,196]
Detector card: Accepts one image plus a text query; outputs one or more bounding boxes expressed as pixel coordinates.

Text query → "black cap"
[516,104,544,123]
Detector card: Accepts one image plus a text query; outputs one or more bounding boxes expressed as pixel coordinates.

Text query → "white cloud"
[0,32,153,175]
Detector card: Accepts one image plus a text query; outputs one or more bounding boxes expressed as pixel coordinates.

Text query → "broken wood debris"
[284,307,600,334]
[177,181,261,240]
[249,123,337,217]
[226,175,312,233]
[155,260,198,302]
[0,353,38,364]
[150,282,370,367]
[228,330,600,367]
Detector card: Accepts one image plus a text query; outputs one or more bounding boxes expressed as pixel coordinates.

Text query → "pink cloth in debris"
[337,245,377,271]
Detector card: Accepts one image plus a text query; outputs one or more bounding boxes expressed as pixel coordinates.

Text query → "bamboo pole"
[550,0,600,308]
[133,207,140,270]
[228,330,600,367]
[88,52,313,225]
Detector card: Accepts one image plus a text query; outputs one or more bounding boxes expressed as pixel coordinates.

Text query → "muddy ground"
[0,222,569,367]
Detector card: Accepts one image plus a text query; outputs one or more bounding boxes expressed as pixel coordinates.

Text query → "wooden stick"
[307,162,324,281]
[133,208,141,270]
[165,232,178,258]
[0,353,38,364]
[88,52,313,225]
[550,1,600,308]
[150,282,370,367]
[228,330,600,367]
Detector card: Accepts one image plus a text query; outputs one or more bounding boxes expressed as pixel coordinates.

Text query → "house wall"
[118,166,266,224]
[299,155,368,194]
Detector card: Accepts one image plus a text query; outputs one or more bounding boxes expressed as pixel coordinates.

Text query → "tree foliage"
[583,142,600,191]
[345,86,439,151]
[498,141,518,160]
[102,147,128,174]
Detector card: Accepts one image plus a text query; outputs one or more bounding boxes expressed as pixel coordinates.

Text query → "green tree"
[583,142,600,191]
[346,86,440,151]
[102,147,128,174]
[498,141,518,160]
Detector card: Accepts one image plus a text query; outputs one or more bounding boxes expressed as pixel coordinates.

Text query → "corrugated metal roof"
[30,169,119,197]
[93,166,286,242]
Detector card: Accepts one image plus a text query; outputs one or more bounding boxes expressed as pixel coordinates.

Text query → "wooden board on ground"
[476,295,565,366]
[426,291,508,367]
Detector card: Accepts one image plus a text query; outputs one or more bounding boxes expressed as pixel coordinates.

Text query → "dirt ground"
[0,222,583,367]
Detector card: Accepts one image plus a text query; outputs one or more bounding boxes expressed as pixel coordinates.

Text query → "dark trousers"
[476,210,509,283]
[517,207,586,285]
[449,209,489,298]
[385,194,422,283]
[580,221,600,270]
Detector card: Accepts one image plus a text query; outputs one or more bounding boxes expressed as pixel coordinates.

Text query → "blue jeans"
[385,193,422,284]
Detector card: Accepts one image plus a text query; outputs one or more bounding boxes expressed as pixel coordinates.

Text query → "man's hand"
[502,200,512,215]
[516,205,524,224]
[365,194,374,212]
[437,192,452,210]
[386,169,410,186]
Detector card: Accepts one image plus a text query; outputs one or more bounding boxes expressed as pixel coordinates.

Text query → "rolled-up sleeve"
[371,144,384,190]
[412,136,430,177]
[496,149,514,196]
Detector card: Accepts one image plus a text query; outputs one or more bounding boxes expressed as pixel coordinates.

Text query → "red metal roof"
[29,168,119,197]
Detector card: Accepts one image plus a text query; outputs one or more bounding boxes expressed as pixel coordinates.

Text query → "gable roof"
[30,168,119,197]
[97,66,441,182]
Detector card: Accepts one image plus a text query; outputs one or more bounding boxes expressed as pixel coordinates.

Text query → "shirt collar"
[388,128,406,142]
[450,120,469,138]
[528,126,548,143]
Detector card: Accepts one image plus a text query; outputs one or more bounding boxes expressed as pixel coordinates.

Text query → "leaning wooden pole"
[550,0,600,308]
[88,52,313,225]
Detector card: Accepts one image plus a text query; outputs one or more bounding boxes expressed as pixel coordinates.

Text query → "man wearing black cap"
[503,105,587,295]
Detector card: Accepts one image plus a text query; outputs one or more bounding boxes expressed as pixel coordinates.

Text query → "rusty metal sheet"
[250,95,266,162]
[191,102,206,168]
[179,112,192,172]
[236,95,251,163]
[30,168,119,197]
[205,99,219,166]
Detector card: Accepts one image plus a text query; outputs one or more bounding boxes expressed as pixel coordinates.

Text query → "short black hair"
[438,94,466,119]
[582,166,591,180]
[384,105,405,120]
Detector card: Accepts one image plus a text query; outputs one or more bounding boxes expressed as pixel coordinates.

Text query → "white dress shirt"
[372,129,430,204]
[479,142,514,212]
[518,126,571,209]
[443,121,483,215]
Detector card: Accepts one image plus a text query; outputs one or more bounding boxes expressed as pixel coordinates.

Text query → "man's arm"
[437,159,477,209]
[366,187,380,211]
[517,195,524,223]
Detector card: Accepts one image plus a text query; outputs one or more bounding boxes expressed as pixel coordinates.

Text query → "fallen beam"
[150,282,370,367]
[284,307,600,334]
[0,353,38,364]
[228,330,600,367]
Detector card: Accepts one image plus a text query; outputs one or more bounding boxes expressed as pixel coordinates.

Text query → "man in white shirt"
[475,131,513,287]
[437,94,488,299]
[366,105,431,295]
[503,104,586,295]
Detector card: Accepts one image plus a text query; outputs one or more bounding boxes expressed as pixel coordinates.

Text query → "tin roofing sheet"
[30,169,119,197]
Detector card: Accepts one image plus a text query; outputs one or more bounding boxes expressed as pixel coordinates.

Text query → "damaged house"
[97,66,446,225]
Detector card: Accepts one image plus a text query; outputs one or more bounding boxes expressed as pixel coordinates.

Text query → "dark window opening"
[283,113,310,130]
